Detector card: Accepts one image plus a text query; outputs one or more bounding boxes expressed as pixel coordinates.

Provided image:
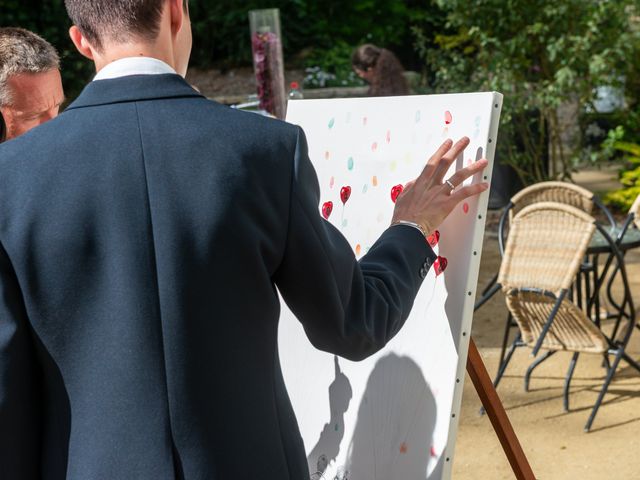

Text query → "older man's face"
[1,68,64,140]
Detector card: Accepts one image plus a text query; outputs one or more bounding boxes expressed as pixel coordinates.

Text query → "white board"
[280,92,502,480]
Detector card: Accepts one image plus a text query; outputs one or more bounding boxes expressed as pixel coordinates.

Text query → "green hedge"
[1,0,444,99]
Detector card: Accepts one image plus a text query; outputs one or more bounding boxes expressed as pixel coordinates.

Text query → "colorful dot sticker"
[328,117,335,129]
[430,446,438,457]
[400,442,408,454]
[386,130,391,143]
[362,183,368,194]
[371,142,378,152]
[325,151,330,160]
[347,156,354,171]
[372,176,379,187]
[463,202,470,214]
[355,244,362,256]
[445,110,453,125]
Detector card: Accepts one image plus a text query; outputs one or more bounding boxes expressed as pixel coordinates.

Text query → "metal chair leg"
[584,350,623,432]
[479,335,521,416]
[481,272,499,297]
[621,352,640,374]
[497,313,514,377]
[602,353,611,372]
[524,350,555,392]
[564,352,580,412]
[494,335,520,389]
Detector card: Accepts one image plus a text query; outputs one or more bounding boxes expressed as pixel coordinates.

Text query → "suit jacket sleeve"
[0,241,41,477]
[274,127,437,361]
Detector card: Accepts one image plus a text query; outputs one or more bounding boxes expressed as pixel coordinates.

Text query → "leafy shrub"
[603,137,640,211]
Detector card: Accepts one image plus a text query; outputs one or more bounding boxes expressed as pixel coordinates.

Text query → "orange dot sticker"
[400,442,408,454]
[372,175,378,187]
[355,244,362,256]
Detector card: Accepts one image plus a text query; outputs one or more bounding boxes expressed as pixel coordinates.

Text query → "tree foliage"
[418,0,640,185]
[1,0,444,99]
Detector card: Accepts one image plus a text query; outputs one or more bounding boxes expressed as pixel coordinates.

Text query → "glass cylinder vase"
[249,9,286,119]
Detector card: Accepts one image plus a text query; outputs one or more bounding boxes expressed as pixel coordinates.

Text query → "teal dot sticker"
[347,156,354,170]
[328,117,335,129]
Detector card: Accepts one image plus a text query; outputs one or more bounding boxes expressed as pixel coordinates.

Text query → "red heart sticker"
[390,184,404,203]
[427,230,440,247]
[322,201,333,219]
[434,256,448,276]
[340,186,352,205]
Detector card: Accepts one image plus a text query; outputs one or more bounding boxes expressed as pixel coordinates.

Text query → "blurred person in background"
[0,27,64,142]
[352,43,410,97]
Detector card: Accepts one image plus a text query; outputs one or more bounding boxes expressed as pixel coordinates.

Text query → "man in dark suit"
[0,0,487,478]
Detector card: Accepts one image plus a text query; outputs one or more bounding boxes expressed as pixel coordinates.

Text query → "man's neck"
[93,43,176,74]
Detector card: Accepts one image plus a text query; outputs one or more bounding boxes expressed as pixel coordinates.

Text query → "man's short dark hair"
[65,0,188,51]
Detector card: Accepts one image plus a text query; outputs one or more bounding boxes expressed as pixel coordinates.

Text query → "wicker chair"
[476,181,616,371]
[491,202,640,431]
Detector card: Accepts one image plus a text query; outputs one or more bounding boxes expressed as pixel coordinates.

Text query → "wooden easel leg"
[466,338,536,480]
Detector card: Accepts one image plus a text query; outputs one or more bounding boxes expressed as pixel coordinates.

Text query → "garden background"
[2,0,640,205]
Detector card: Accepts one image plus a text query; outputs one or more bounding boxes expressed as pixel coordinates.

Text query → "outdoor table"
[578,226,640,331]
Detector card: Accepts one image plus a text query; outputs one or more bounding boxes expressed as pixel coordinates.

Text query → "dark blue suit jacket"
[0,74,435,479]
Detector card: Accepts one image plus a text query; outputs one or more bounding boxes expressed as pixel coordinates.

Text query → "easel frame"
[466,338,536,479]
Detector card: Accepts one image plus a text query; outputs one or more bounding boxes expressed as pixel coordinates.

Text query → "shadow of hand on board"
[345,353,438,480]
[308,355,353,479]
[441,145,485,355]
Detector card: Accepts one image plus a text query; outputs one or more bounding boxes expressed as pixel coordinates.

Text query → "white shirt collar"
[93,57,177,81]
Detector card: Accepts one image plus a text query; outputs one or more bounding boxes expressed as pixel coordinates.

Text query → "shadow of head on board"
[344,353,438,480]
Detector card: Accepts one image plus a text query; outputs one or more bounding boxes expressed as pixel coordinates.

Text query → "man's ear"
[169,0,185,37]
[69,26,95,60]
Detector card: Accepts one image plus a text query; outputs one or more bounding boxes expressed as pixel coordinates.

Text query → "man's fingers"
[449,183,489,204]
[403,179,416,192]
[427,139,455,167]
[416,139,454,184]
[432,137,470,184]
[445,158,488,190]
